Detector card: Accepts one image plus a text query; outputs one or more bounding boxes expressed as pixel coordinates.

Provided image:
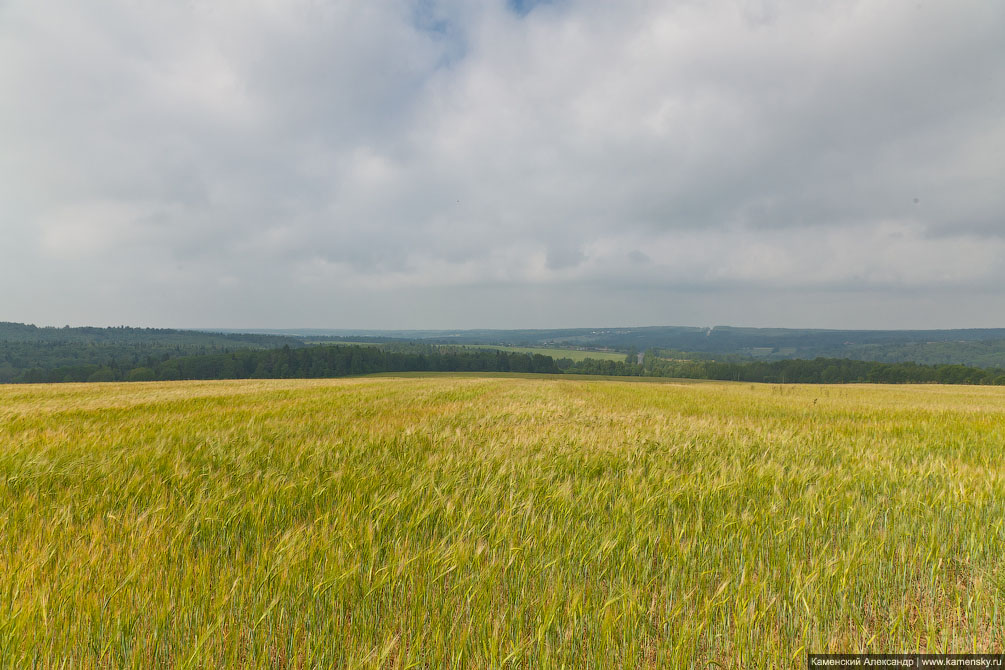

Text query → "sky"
[1,0,1003,330]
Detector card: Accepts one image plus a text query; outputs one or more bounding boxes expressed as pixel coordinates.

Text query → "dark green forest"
[10,345,560,384]
[0,322,300,383]
[6,342,1004,386]
[3,322,1005,386]
[571,352,1005,385]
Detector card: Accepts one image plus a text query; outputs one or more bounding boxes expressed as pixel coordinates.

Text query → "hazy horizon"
[11,318,1005,335]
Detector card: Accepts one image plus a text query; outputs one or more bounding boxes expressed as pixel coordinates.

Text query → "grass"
[2,376,1005,667]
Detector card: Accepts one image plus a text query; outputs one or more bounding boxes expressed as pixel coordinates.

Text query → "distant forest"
[6,342,1005,386]
[583,352,1005,386]
[3,322,1005,386]
[0,322,300,383]
[11,345,560,383]
[216,325,1005,369]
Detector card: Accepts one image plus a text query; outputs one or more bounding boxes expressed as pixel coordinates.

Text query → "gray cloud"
[1,0,1003,328]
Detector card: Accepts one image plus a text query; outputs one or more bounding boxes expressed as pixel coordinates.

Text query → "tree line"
[0,322,302,383]
[568,352,1005,385]
[9,345,560,383]
[5,343,1005,385]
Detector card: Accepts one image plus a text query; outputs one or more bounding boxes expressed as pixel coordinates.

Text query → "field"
[301,342,628,362]
[2,376,1005,667]
[457,344,628,362]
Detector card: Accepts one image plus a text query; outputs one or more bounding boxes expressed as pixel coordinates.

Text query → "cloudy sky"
[2,1,1003,329]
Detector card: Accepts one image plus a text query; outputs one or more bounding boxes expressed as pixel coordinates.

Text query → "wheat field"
[2,375,1004,667]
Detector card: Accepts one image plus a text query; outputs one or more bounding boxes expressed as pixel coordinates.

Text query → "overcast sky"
[2,1,1003,330]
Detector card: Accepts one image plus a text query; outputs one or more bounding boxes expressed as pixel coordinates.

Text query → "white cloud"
[1,0,1003,327]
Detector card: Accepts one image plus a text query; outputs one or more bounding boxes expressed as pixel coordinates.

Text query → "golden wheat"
[2,376,1004,667]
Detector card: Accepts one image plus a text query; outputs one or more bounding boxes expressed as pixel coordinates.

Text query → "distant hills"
[0,322,300,347]
[5,322,1005,384]
[213,325,1005,369]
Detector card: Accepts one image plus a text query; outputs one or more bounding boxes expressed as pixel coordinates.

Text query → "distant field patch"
[2,378,1004,665]
[459,343,627,361]
[299,342,627,362]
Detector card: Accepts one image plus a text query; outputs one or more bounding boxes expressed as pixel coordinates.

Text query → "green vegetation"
[459,344,627,362]
[6,341,1005,386]
[0,322,299,383]
[574,353,1005,386]
[10,321,1005,386]
[833,340,1005,368]
[246,325,1005,368]
[3,377,1004,666]
[8,344,560,383]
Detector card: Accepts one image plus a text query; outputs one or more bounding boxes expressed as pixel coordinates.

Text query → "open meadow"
[2,375,1005,667]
